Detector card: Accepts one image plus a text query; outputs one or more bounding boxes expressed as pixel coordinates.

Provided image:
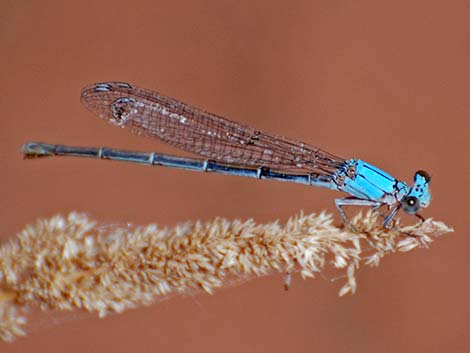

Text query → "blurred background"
[1,0,468,352]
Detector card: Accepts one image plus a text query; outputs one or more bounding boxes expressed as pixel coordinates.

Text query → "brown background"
[1,1,469,352]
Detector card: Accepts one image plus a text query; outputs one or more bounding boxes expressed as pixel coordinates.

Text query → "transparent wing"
[81,82,345,175]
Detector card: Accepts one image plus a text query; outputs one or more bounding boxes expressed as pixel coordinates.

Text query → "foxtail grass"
[0,211,452,341]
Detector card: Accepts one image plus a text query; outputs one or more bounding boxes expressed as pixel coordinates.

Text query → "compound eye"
[415,170,431,183]
[402,196,420,214]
